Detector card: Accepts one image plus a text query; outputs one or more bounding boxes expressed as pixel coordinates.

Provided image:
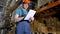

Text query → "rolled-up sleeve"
[15,9,22,16]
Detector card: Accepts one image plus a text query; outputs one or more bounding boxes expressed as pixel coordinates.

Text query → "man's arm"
[14,14,24,22]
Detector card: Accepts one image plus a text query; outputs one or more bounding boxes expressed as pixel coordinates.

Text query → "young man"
[14,0,34,34]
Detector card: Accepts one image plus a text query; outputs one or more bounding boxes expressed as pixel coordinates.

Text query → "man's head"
[23,3,29,9]
[23,0,30,9]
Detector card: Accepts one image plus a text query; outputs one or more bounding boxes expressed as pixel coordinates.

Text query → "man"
[14,0,34,34]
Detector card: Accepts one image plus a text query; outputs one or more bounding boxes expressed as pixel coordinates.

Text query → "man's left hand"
[30,17,34,22]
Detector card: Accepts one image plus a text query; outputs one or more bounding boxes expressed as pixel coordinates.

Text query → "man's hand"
[29,17,34,23]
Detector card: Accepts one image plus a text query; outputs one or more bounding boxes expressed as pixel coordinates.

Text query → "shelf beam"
[36,1,60,13]
[39,11,57,18]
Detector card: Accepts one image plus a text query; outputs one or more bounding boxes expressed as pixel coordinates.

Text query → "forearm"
[15,17,24,22]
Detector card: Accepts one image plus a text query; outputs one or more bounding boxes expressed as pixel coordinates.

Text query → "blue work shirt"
[15,8,28,17]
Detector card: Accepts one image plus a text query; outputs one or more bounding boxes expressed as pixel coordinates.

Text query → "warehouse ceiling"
[0,0,60,17]
[34,0,60,20]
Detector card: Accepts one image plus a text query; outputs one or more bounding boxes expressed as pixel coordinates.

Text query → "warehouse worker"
[14,0,34,34]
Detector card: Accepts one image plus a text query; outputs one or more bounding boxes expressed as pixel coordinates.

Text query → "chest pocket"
[20,9,27,17]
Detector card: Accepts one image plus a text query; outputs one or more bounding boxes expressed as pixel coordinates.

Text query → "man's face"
[23,4,29,9]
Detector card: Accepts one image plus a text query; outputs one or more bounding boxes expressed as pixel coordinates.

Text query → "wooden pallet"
[32,32,56,34]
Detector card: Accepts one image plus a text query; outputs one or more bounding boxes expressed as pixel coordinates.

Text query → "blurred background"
[0,0,60,34]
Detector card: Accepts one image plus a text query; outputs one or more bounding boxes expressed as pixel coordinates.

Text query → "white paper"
[24,9,36,20]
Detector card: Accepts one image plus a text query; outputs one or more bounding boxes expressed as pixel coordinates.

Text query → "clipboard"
[24,9,36,20]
